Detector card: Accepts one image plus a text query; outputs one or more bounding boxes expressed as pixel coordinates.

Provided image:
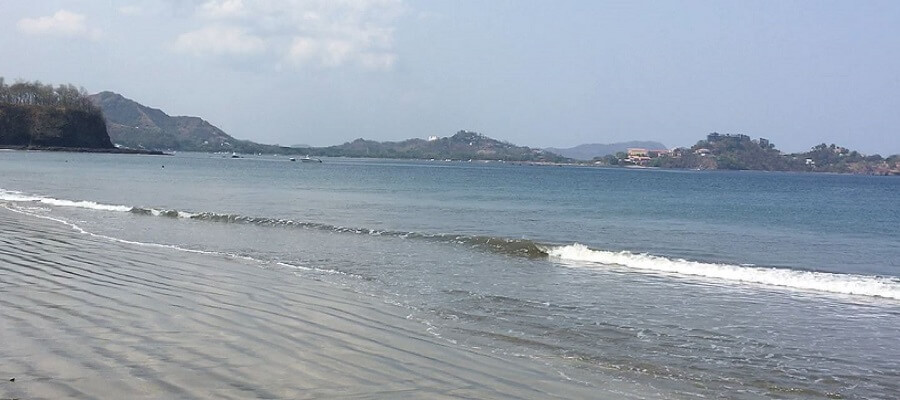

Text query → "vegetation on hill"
[0,78,112,149]
[632,133,899,175]
[89,91,252,152]
[304,131,568,162]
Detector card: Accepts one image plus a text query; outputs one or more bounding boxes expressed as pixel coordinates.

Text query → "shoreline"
[0,206,656,399]
[0,145,168,155]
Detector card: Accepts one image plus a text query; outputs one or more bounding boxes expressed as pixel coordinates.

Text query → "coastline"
[0,206,653,399]
[0,145,168,156]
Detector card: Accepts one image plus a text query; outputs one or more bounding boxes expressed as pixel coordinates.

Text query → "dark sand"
[0,207,658,399]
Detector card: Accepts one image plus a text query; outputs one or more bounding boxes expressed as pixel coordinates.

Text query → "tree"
[0,77,99,113]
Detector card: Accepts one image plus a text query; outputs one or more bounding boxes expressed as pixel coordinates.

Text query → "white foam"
[1,189,131,212]
[35,198,132,212]
[0,190,42,202]
[547,243,900,300]
[277,261,354,277]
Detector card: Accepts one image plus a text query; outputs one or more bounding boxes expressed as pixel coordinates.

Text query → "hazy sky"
[2,1,899,153]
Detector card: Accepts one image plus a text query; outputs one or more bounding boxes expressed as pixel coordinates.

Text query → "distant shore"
[0,145,168,156]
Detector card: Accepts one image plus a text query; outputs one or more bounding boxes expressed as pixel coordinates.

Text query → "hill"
[89,91,567,161]
[88,91,270,152]
[0,79,113,149]
[650,133,899,175]
[545,141,667,160]
[307,131,568,162]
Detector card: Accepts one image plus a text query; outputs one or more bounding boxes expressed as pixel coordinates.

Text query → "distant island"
[545,141,667,160]
[595,133,899,175]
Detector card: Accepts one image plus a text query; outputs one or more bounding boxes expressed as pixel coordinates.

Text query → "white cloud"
[286,36,395,70]
[173,25,266,56]
[17,10,102,40]
[177,0,403,70]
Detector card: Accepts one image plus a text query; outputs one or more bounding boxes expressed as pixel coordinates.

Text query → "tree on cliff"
[0,77,112,149]
[0,78,99,113]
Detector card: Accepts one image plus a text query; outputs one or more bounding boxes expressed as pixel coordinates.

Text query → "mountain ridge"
[308,131,568,161]
[89,91,568,161]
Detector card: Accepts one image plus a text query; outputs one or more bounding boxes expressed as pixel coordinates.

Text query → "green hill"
[88,91,247,152]
[653,133,899,175]
[308,131,568,162]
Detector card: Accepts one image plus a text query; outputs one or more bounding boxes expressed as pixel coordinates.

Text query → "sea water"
[1,151,898,399]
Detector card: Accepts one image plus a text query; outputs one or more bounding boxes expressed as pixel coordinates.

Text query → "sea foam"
[547,243,900,300]
[1,189,132,212]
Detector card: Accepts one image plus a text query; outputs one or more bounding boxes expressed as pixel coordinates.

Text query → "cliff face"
[0,104,113,148]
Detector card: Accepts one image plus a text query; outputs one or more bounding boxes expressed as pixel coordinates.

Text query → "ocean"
[1,151,898,399]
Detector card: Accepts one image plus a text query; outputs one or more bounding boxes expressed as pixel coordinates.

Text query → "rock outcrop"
[0,104,113,149]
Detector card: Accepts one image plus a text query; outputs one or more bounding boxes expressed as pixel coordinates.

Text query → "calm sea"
[2,151,898,399]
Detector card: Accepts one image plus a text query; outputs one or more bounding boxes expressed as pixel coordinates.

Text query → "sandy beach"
[0,207,651,399]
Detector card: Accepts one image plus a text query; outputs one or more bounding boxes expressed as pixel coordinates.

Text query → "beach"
[2,152,899,399]
[0,207,652,399]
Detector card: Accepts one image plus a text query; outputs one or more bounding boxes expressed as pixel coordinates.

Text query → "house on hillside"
[626,148,650,165]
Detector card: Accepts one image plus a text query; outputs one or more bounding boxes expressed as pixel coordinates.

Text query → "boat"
[300,155,322,163]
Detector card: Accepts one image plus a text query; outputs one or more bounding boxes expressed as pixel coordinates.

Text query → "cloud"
[176,0,402,70]
[286,36,396,70]
[17,10,101,39]
[173,25,266,56]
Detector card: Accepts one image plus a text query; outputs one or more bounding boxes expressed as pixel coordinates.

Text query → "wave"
[0,190,131,212]
[0,189,548,258]
[171,210,549,258]
[4,188,899,299]
[547,244,900,300]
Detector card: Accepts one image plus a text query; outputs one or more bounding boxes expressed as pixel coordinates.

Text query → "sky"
[2,0,899,154]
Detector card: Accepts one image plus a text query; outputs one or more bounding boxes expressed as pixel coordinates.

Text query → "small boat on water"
[299,155,322,163]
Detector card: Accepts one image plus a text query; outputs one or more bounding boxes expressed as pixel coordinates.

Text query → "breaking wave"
[3,188,899,299]
[0,190,131,212]
[547,244,900,300]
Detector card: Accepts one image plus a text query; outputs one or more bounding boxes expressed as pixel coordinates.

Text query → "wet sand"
[0,208,652,399]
